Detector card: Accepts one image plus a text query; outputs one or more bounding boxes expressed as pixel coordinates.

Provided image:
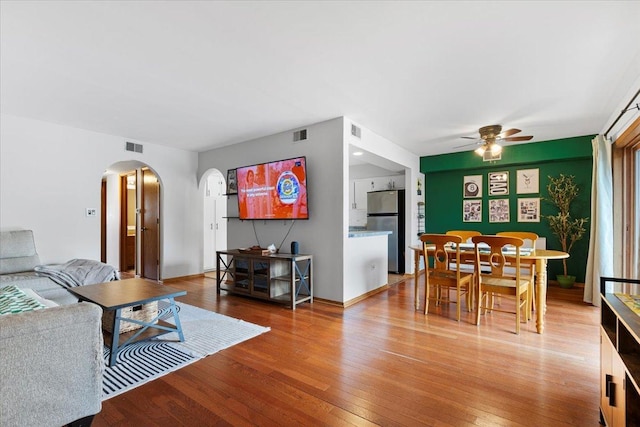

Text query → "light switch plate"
[86,208,97,217]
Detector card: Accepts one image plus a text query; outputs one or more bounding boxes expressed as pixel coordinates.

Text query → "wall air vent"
[293,129,307,142]
[125,142,143,153]
[351,124,361,138]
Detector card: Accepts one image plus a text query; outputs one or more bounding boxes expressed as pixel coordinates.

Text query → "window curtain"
[584,135,614,305]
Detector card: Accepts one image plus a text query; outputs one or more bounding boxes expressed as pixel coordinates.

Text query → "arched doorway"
[102,161,162,280]
[201,169,227,271]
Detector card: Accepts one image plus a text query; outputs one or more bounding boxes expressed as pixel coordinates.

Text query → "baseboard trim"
[313,284,391,308]
[344,285,390,308]
[312,297,344,307]
[548,280,585,289]
[162,273,205,283]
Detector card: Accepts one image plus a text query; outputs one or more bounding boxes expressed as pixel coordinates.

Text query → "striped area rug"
[102,302,270,400]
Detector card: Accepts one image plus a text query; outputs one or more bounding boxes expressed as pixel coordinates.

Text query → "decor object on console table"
[216,249,312,310]
[544,174,589,288]
[599,276,640,426]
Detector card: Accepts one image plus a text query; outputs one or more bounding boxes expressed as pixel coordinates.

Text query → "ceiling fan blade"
[500,128,521,137]
[503,135,533,142]
[453,141,480,149]
[460,136,478,140]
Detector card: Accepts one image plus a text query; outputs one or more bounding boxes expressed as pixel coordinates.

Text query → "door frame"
[101,161,162,280]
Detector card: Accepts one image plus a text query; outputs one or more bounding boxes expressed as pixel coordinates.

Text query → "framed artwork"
[517,168,539,194]
[226,168,237,195]
[488,171,509,196]
[489,199,510,223]
[518,198,540,222]
[463,175,482,198]
[463,200,482,222]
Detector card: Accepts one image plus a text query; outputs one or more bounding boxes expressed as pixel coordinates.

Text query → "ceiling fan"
[457,125,533,156]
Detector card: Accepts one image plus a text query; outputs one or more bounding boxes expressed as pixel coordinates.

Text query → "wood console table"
[216,249,312,309]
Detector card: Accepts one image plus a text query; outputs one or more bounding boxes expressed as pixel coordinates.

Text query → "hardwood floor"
[94,274,601,426]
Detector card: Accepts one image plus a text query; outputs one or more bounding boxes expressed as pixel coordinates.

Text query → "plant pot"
[557,275,576,289]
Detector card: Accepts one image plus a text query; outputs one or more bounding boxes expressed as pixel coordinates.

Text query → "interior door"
[119,175,129,272]
[101,179,107,263]
[203,192,216,270]
[203,173,227,271]
[215,196,226,255]
[141,169,160,281]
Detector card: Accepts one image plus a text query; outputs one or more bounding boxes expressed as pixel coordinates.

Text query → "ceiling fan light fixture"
[475,145,486,156]
[490,143,502,154]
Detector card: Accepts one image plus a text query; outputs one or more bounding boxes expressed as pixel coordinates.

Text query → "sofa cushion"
[0,272,62,293]
[21,288,59,308]
[0,285,47,315]
[0,230,41,274]
[36,287,80,306]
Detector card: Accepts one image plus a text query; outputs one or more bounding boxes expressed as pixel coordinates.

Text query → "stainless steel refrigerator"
[367,190,405,274]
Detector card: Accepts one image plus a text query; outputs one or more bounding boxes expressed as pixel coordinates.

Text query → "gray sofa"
[0,230,103,427]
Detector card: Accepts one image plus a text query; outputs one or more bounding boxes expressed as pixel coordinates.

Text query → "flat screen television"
[236,156,308,220]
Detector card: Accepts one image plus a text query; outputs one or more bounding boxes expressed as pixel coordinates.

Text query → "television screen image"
[236,156,308,220]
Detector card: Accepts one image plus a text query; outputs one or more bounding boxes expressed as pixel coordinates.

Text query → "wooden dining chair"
[445,230,482,243]
[496,231,538,318]
[445,230,481,306]
[445,230,480,272]
[472,235,531,334]
[420,234,474,321]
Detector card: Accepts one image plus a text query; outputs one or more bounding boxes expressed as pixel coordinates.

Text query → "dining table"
[410,244,569,334]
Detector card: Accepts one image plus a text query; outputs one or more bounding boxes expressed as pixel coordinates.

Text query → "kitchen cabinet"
[353,179,370,210]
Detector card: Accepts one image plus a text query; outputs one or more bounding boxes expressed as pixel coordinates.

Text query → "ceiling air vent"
[351,124,361,138]
[293,129,307,142]
[125,142,143,153]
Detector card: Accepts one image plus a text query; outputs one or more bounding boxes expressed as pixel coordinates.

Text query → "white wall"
[198,117,345,302]
[344,119,421,276]
[0,114,200,279]
[344,234,389,302]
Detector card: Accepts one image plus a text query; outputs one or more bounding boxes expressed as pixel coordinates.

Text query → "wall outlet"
[86,208,97,217]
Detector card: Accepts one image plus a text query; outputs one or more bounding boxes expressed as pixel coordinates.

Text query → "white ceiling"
[2,1,639,157]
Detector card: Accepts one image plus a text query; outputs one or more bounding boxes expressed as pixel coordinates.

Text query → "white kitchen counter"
[344,230,389,303]
[348,230,392,238]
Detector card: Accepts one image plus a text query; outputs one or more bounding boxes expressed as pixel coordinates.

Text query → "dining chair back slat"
[472,235,531,334]
[420,234,474,322]
[496,231,538,317]
[445,230,480,273]
[445,230,481,243]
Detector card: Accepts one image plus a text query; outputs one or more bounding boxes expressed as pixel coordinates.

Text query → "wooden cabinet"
[600,277,640,427]
[216,250,312,309]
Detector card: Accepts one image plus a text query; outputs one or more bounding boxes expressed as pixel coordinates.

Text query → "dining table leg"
[535,258,548,334]
[414,249,421,310]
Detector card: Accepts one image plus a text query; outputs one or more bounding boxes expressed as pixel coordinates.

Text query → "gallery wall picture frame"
[488,171,509,196]
[226,168,238,195]
[517,168,539,194]
[463,175,483,198]
[518,197,540,222]
[463,199,482,222]
[489,198,510,223]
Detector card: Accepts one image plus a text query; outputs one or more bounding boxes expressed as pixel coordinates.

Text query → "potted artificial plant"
[544,174,589,288]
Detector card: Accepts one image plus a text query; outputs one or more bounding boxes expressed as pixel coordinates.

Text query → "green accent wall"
[420,135,593,282]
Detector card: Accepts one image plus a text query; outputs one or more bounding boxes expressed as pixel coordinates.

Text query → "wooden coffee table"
[68,278,187,366]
